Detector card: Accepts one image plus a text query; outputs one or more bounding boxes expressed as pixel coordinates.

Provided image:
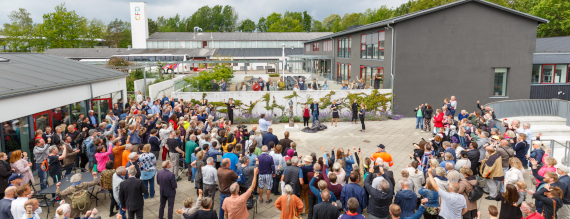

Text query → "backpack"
[70,189,89,210]
[451,135,460,144]
[236,168,246,184]
[468,184,484,202]
[40,157,49,171]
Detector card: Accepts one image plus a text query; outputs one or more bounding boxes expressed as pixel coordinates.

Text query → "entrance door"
[91,98,112,124]
[33,110,52,131]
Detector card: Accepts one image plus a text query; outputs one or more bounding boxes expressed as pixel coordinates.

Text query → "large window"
[555,65,568,83]
[360,66,384,89]
[493,68,508,96]
[2,117,30,154]
[337,63,350,81]
[305,44,311,52]
[532,65,542,83]
[337,37,351,58]
[313,42,319,52]
[361,32,384,60]
[542,64,554,83]
[323,40,333,51]
[532,64,570,84]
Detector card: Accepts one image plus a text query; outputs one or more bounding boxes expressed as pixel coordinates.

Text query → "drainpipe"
[387,22,395,113]
[330,36,334,81]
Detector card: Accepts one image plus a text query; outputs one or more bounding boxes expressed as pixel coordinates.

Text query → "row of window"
[361,31,385,60]
[147,40,304,49]
[117,56,186,61]
[338,37,352,58]
[532,64,570,84]
[323,40,333,52]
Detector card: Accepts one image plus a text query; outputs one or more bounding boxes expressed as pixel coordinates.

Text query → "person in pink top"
[95,144,114,172]
[536,149,556,184]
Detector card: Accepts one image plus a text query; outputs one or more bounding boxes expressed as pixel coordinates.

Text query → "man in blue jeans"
[310,100,320,124]
[415,104,424,130]
[33,138,50,189]
[113,166,128,219]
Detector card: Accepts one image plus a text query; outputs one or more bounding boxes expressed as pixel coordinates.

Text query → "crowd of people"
[0,93,569,219]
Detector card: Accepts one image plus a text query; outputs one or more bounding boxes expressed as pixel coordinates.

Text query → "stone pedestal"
[284,124,300,132]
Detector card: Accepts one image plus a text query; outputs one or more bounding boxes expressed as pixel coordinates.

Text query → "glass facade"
[148,40,302,49]
[2,117,30,154]
[361,31,384,60]
[532,64,570,84]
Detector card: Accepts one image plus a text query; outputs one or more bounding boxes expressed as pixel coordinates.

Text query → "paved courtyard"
[36,118,535,219]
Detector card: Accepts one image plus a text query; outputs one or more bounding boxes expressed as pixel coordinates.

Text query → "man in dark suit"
[313,190,341,219]
[262,128,279,148]
[119,165,148,219]
[310,100,320,123]
[157,160,177,219]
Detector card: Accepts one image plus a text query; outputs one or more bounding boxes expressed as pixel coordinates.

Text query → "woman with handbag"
[275,184,304,219]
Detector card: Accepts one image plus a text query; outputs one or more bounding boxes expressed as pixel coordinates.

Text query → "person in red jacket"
[433,109,444,133]
[252,81,261,91]
[303,104,310,127]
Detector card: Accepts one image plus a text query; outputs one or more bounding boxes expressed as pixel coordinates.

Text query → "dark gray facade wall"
[393,2,537,117]
[303,28,394,87]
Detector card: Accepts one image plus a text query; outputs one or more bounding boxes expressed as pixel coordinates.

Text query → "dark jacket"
[312,201,340,219]
[558,175,570,204]
[422,107,433,118]
[157,169,177,197]
[364,171,393,218]
[0,160,13,193]
[284,165,302,197]
[340,183,368,214]
[534,187,563,219]
[278,138,293,156]
[119,177,148,211]
[0,198,13,219]
[310,103,320,115]
[262,133,279,148]
[257,153,275,175]
[394,189,417,218]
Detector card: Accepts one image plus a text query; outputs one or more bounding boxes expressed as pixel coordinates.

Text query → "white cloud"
[0,0,409,26]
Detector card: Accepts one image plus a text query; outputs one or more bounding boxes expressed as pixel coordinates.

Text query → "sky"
[0,0,409,26]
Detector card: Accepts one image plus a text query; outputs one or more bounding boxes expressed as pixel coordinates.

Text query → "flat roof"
[536,37,570,53]
[0,53,127,99]
[148,32,333,41]
[304,0,549,43]
[214,48,303,57]
[45,48,217,59]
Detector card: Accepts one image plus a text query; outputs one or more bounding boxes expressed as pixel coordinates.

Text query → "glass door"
[33,110,52,131]
[91,98,111,124]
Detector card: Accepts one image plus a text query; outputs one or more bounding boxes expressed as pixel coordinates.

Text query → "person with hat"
[8,173,24,187]
[300,155,314,215]
[554,163,570,217]
[370,144,393,167]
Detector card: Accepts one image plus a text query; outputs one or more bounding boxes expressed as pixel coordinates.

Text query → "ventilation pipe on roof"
[387,21,395,113]
[193,27,202,39]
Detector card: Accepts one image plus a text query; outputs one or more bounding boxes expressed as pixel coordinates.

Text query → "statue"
[288,99,294,127]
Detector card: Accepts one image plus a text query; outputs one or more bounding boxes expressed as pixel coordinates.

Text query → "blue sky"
[0,0,409,25]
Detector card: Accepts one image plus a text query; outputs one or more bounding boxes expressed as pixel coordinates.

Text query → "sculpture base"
[284,124,300,132]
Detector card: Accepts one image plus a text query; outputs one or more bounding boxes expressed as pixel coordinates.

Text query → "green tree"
[183,65,235,91]
[85,19,106,47]
[266,13,282,29]
[105,19,128,48]
[117,24,131,48]
[257,16,267,32]
[268,16,303,32]
[359,6,394,24]
[221,5,238,32]
[238,19,256,32]
[322,14,340,31]
[284,11,303,21]
[339,13,362,31]
[311,20,325,32]
[531,0,570,37]
[1,8,34,51]
[37,3,88,48]
[302,11,312,32]
[148,18,158,35]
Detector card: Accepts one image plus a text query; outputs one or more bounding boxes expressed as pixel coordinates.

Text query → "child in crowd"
[516,181,527,206]
[175,189,203,218]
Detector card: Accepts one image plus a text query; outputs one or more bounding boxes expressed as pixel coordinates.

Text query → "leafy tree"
[85,19,106,47]
[284,11,303,22]
[37,3,88,48]
[184,65,235,91]
[1,8,34,51]
[339,13,362,31]
[117,24,131,48]
[257,16,267,32]
[238,19,256,32]
[311,20,325,32]
[302,11,312,32]
[268,16,303,32]
[322,14,340,31]
[359,6,394,24]
[148,18,158,35]
[266,13,282,29]
[106,19,128,48]
[221,5,238,32]
[531,0,570,37]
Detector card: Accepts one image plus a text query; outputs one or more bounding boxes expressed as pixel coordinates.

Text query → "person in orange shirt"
[122,144,133,167]
[370,144,393,167]
[112,138,126,169]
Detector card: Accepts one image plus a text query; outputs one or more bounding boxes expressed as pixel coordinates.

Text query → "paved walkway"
[36,118,534,218]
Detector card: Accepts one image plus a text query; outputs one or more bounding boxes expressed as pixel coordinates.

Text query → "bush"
[184,65,234,91]
[268,73,280,77]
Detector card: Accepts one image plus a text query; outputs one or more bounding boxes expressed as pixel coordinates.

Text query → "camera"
[237,124,248,133]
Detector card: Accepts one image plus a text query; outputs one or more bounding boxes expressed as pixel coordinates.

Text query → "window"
[531,65,541,84]
[555,64,568,83]
[542,64,554,83]
[313,42,319,52]
[361,32,382,59]
[568,65,570,83]
[305,44,311,52]
[337,63,349,81]
[3,116,30,154]
[337,37,351,58]
[323,40,332,51]
[493,68,508,96]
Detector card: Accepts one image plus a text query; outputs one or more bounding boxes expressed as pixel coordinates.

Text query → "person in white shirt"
[11,184,41,219]
[427,167,467,219]
[517,122,532,145]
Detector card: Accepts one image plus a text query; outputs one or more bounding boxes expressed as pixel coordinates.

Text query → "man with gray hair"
[157,160,177,219]
[119,165,147,219]
[364,164,394,219]
[521,201,540,219]
[476,131,490,161]
[393,178,417,218]
[282,156,303,197]
[427,167,467,219]
[257,145,275,203]
[202,157,218,201]
[222,167,259,219]
[517,122,533,145]
[217,158,239,219]
[113,166,127,219]
[125,152,140,178]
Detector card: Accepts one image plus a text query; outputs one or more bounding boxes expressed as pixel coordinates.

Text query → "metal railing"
[485,98,570,166]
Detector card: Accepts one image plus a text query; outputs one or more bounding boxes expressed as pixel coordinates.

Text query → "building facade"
[303,0,548,116]
[531,37,570,100]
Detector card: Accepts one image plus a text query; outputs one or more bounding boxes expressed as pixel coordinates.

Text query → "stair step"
[502,116,567,126]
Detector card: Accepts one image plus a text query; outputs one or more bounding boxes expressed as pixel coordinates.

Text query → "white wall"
[0,77,127,122]
[130,2,148,49]
[134,78,157,96]
[148,76,187,100]
[171,89,392,116]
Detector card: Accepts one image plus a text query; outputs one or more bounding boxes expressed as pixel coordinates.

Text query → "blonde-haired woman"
[275,184,303,219]
[10,150,34,185]
[504,157,525,187]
